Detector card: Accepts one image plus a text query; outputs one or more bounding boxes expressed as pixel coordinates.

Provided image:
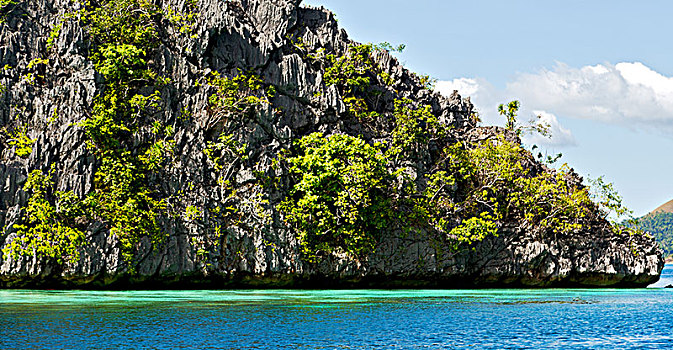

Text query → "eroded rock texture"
[0,0,663,288]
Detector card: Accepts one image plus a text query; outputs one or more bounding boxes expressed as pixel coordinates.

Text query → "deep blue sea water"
[1,265,673,349]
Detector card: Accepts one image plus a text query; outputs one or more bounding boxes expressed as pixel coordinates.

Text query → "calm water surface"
[1,265,673,349]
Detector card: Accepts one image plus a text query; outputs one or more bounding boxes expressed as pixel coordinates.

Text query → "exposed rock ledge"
[0,0,663,288]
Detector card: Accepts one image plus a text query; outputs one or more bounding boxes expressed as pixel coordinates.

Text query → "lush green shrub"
[84,152,167,263]
[322,44,389,119]
[6,125,34,159]
[323,44,377,94]
[3,169,85,265]
[279,132,395,261]
[431,137,594,239]
[390,98,447,158]
[511,167,592,234]
[86,0,159,49]
[93,44,149,83]
[206,71,271,130]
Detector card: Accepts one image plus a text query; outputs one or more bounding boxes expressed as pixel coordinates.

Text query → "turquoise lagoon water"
[1,265,672,349]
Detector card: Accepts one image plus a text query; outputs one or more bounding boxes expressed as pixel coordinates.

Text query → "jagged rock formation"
[0,0,663,288]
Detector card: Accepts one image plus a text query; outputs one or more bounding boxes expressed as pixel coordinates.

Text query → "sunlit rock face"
[0,0,663,288]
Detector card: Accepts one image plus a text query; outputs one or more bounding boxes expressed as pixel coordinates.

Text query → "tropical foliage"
[279,133,394,261]
[628,212,673,258]
[279,98,605,261]
[2,168,86,265]
[6,125,34,158]
[3,0,633,270]
[5,0,196,267]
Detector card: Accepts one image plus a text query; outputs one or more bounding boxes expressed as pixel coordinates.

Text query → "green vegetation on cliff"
[279,133,393,261]
[279,48,610,260]
[1,1,640,270]
[2,167,86,265]
[4,0,196,266]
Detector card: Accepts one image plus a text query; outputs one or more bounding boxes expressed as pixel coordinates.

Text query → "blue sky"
[302,0,673,216]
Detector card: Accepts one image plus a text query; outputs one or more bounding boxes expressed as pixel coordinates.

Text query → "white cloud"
[435,78,481,97]
[437,61,673,146]
[507,62,673,128]
[616,62,673,97]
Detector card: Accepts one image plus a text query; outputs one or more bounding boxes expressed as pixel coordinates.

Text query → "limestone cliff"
[0,0,663,288]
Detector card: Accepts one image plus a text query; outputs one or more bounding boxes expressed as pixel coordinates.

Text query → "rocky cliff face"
[0,0,663,288]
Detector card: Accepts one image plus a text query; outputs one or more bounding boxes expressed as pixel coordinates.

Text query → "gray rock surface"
[0,0,663,288]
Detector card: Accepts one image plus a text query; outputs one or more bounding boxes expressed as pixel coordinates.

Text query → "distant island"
[632,199,673,263]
